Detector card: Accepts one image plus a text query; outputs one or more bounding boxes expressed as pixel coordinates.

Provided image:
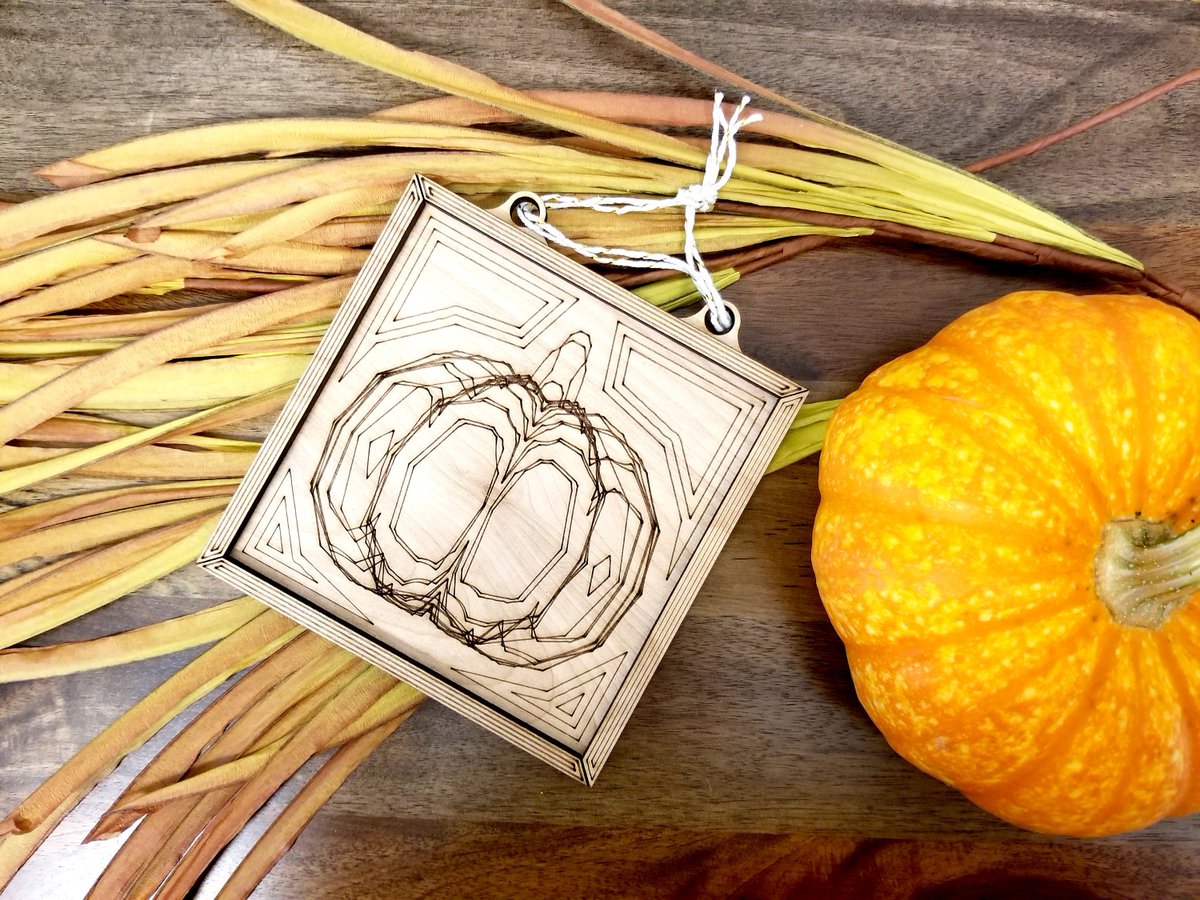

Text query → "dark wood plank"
[259,823,1200,899]
[1,1,1198,897]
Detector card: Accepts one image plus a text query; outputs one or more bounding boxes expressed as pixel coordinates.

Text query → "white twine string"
[516,93,761,334]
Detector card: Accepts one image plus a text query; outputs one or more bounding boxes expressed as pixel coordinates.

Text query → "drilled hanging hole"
[704,304,737,335]
[508,192,547,228]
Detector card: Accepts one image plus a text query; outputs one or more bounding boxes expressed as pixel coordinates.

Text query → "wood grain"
[1,1,1198,897]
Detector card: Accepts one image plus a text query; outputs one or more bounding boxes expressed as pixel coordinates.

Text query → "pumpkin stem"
[533,332,591,403]
[1095,516,1200,630]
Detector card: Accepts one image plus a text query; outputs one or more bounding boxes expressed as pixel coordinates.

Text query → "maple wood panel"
[201,178,804,782]
[1,1,1198,898]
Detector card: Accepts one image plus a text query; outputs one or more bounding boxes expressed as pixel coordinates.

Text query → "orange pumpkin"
[812,291,1200,836]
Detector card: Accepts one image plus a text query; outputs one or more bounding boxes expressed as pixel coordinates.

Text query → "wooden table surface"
[2,1,1198,897]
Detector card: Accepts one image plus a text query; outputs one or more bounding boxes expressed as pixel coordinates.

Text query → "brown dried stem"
[715,199,1199,314]
[966,68,1200,173]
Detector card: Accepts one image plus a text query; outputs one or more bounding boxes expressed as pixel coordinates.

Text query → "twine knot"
[674,182,717,211]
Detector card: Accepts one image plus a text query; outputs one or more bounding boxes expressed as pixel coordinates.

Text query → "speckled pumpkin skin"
[812,291,1200,836]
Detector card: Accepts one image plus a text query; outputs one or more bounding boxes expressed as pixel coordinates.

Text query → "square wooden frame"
[200,176,806,783]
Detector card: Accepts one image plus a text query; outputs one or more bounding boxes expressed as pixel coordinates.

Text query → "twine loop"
[516,93,761,334]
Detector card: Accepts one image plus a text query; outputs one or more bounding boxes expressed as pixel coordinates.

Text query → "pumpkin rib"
[930,329,1112,520]
[1072,639,1157,835]
[1055,300,1141,516]
[815,498,1093,651]
[837,587,1090,657]
[995,294,1137,515]
[1162,456,1200,534]
[1109,295,1200,518]
[850,609,1103,795]
[1162,612,1200,679]
[860,610,1096,737]
[1104,299,1158,513]
[816,479,1075,542]
[816,481,1093,554]
[909,614,1101,786]
[1153,633,1199,815]
[965,629,1119,804]
[859,381,1101,530]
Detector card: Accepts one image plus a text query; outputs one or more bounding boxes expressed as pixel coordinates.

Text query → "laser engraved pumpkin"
[312,333,658,668]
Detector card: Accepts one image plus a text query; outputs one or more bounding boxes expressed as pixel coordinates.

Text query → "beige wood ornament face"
[312,331,657,669]
[201,176,805,783]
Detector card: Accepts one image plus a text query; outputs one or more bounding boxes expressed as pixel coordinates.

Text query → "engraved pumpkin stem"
[532,331,591,403]
[1095,516,1200,630]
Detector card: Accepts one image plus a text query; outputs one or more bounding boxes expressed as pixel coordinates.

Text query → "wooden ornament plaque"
[200,176,806,783]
